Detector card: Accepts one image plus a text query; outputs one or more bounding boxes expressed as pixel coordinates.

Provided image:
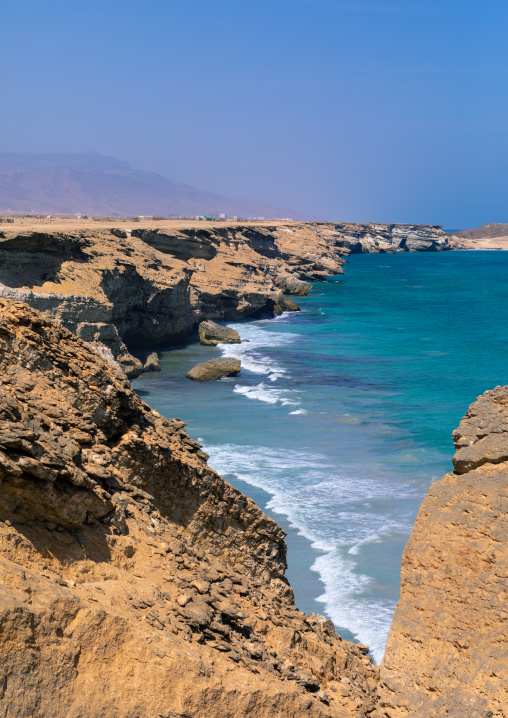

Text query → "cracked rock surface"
[377,386,508,718]
[0,298,378,718]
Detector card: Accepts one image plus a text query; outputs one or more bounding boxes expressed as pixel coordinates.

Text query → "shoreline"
[132,248,508,666]
[1,239,507,714]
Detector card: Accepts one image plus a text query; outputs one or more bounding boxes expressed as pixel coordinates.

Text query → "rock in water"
[266,291,300,315]
[0,297,378,717]
[142,351,161,372]
[117,350,143,378]
[198,320,241,345]
[275,274,312,296]
[378,385,508,717]
[186,357,241,381]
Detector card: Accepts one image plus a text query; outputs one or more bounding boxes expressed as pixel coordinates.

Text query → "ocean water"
[132,250,508,663]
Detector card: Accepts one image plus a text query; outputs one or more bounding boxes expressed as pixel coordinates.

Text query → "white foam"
[234,383,299,406]
[289,408,307,415]
[313,551,396,662]
[201,441,418,662]
[216,320,302,403]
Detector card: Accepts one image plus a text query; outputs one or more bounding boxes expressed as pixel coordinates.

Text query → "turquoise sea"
[133,250,508,663]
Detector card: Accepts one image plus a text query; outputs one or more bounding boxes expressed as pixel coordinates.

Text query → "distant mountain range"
[0,152,306,219]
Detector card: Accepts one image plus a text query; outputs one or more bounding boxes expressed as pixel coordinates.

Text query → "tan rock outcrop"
[377,386,508,718]
[186,357,242,381]
[198,320,241,346]
[0,220,459,376]
[0,298,378,718]
[143,351,161,372]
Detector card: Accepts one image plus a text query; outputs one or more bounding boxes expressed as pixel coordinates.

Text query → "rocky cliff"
[0,299,378,718]
[377,386,508,717]
[325,223,460,254]
[0,220,459,377]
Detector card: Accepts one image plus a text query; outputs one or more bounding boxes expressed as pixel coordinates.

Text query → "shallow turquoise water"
[132,250,508,662]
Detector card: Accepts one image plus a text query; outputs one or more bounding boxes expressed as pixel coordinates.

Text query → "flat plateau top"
[0,218,301,233]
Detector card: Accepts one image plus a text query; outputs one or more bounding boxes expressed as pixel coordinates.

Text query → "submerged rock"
[187,357,241,381]
[142,351,161,373]
[199,320,241,346]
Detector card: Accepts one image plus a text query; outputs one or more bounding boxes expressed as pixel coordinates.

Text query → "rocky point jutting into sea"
[1,218,505,717]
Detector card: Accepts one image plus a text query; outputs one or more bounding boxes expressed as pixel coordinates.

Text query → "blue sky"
[2,0,507,226]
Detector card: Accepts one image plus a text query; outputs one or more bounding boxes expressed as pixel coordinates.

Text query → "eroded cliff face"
[0,220,460,376]
[0,299,378,718]
[325,223,459,254]
[377,386,508,718]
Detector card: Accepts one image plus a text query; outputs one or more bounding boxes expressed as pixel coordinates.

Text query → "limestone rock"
[328,223,458,254]
[199,320,241,346]
[117,350,143,378]
[142,351,161,373]
[268,291,300,315]
[187,357,241,381]
[0,220,457,378]
[274,274,312,296]
[0,298,377,718]
[378,385,508,718]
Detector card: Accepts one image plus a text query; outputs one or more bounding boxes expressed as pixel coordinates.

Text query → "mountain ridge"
[0,152,308,219]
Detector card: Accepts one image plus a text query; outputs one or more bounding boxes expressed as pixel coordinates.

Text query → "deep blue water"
[132,250,508,662]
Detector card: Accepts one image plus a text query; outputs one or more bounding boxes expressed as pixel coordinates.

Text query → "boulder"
[142,351,161,373]
[117,351,143,379]
[186,358,241,381]
[199,320,241,346]
[275,274,312,296]
[267,291,300,316]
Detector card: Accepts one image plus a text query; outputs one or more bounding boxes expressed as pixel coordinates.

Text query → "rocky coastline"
[0,220,461,378]
[1,220,504,717]
[0,299,378,718]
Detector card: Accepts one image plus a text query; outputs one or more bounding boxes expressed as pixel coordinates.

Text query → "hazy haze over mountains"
[0,152,306,219]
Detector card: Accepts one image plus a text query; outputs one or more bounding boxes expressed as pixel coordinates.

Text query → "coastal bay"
[1,220,507,715]
[133,250,508,662]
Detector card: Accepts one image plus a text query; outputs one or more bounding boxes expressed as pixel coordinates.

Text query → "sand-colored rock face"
[0,299,378,718]
[377,386,508,718]
[0,220,458,376]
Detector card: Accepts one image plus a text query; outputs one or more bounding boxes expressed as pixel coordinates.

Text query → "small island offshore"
[0,217,505,717]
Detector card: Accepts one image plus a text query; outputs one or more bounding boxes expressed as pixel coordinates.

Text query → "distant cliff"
[0,219,460,376]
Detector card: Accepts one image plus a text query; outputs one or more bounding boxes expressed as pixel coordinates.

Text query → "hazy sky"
[2,0,507,226]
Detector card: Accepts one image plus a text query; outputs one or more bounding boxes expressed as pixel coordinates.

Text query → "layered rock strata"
[377,386,508,717]
[0,299,378,718]
[0,221,459,377]
[327,223,462,254]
